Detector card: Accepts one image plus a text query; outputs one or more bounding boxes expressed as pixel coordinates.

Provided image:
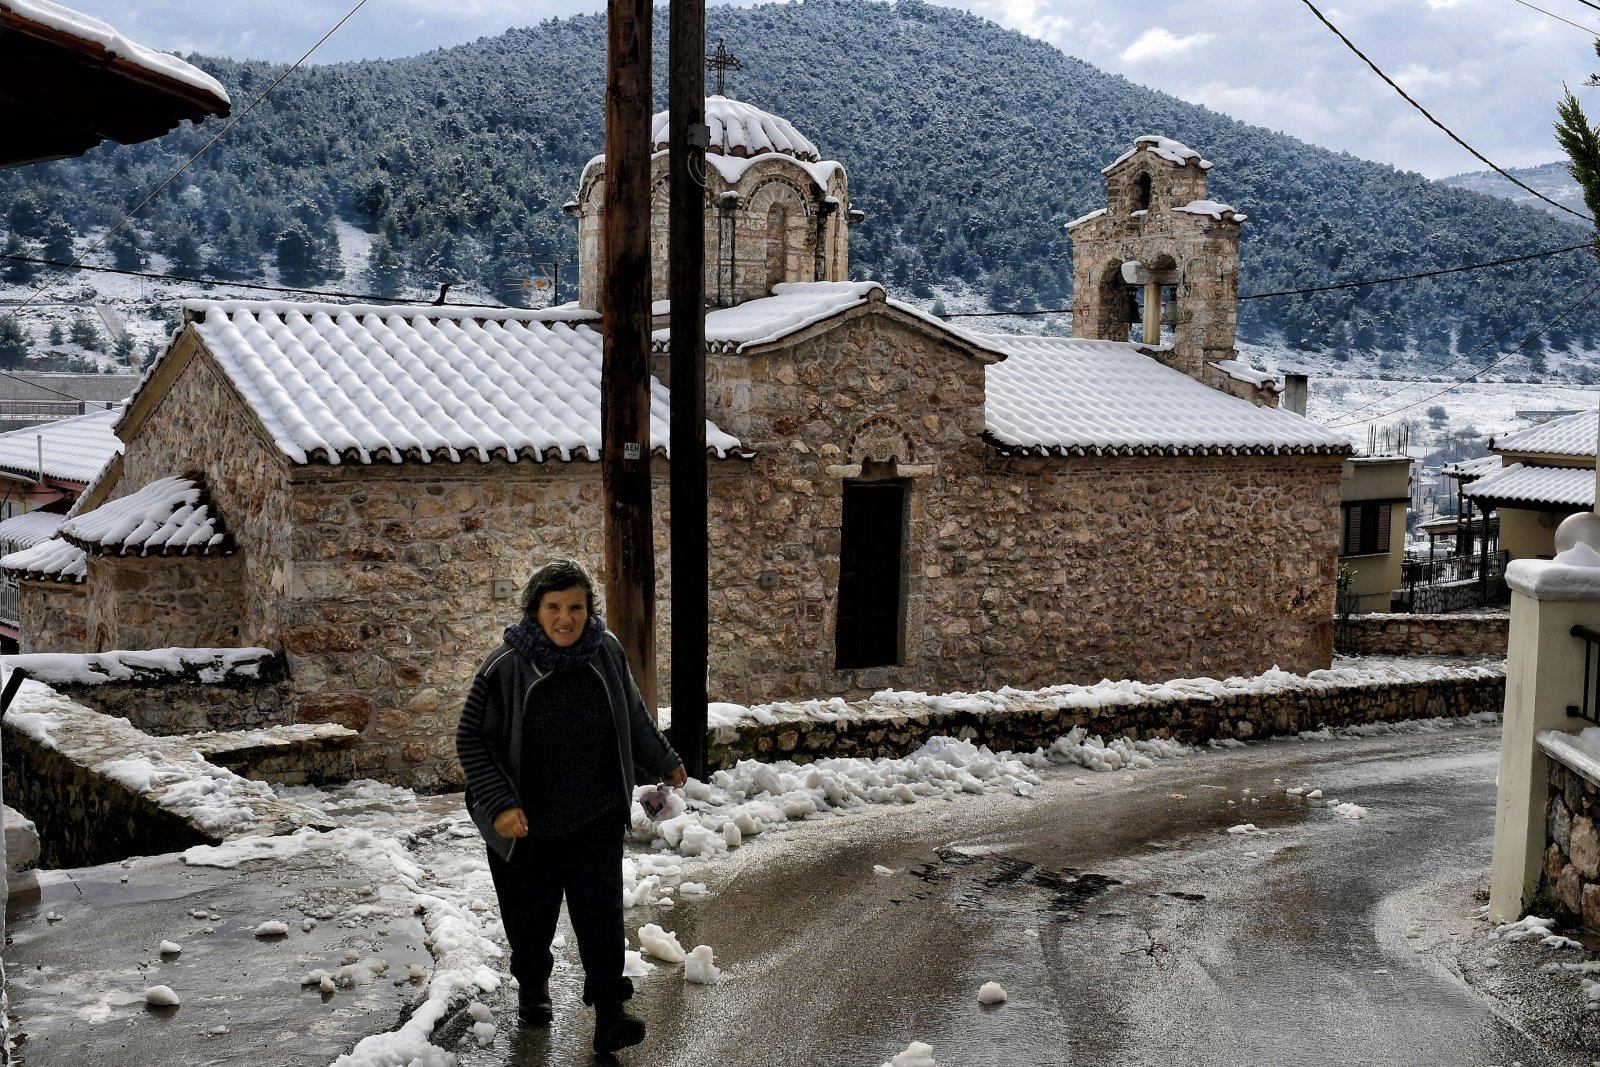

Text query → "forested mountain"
[2,0,1597,378]
[1440,162,1587,220]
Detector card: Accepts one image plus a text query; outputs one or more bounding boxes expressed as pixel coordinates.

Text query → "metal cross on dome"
[707,39,742,97]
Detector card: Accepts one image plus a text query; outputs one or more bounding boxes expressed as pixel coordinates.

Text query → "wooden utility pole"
[602,0,656,713]
[668,0,709,777]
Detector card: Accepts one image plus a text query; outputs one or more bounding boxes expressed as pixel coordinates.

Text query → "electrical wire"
[1325,272,1600,426]
[1509,0,1600,34]
[1297,0,1594,223]
[931,241,1592,318]
[1,0,374,326]
[1239,243,1592,300]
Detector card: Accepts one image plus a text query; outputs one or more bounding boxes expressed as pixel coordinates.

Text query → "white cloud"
[1120,26,1216,64]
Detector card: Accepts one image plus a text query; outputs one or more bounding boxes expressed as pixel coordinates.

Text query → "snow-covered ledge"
[1506,544,1600,601]
[1539,730,1600,789]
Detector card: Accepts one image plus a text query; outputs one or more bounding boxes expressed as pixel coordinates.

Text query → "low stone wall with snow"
[2,679,333,868]
[1540,733,1600,934]
[1338,613,1508,657]
[3,648,292,735]
[1404,575,1509,615]
[695,658,1507,769]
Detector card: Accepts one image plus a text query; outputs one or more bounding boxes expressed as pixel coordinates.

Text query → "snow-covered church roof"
[61,474,232,558]
[0,536,85,583]
[1102,135,1213,175]
[1492,409,1597,458]
[139,300,747,466]
[980,335,1349,456]
[654,95,819,161]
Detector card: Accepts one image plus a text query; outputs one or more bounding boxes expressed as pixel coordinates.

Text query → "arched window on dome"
[765,204,789,292]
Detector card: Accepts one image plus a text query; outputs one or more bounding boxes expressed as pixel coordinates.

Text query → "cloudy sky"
[62,0,1600,178]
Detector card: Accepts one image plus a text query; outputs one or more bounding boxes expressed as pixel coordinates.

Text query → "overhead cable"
[1296,0,1594,223]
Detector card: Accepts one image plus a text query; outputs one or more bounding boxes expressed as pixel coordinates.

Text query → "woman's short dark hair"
[521,558,597,617]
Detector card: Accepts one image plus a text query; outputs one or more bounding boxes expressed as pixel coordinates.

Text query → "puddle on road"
[902,846,1125,921]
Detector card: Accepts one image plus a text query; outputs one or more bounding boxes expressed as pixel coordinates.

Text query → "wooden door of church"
[834,481,906,670]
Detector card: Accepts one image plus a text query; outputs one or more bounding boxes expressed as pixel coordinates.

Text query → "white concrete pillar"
[1489,556,1600,922]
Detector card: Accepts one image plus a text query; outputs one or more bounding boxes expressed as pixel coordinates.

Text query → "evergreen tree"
[0,317,28,367]
[106,226,147,271]
[47,323,64,346]
[41,215,75,263]
[3,233,36,283]
[69,315,101,351]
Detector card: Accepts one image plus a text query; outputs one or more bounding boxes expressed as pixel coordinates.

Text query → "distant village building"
[1464,410,1599,562]
[3,100,1349,787]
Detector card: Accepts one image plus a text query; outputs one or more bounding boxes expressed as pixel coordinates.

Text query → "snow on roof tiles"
[654,96,820,161]
[1102,135,1214,175]
[0,510,65,550]
[1,537,85,582]
[0,407,121,484]
[1462,462,1596,509]
[60,475,232,558]
[979,335,1349,456]
[1493,409,1597,458]
[0,0,229,103]
[1441,454,1503,480]
[171,300,744,465]
[651,282,1006,360]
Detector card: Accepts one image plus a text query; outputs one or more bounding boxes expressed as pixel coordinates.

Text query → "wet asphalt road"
[460,721,1599,1067]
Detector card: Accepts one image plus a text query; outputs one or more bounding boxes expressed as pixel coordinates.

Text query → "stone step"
[186,723,360,787]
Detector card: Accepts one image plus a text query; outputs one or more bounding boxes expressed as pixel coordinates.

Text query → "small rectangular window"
[1341,502,1392,556]
[835,481,906,670]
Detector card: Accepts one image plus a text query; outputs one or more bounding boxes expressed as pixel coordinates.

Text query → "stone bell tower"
[570,95,857,311]
[1067,136,1251,389]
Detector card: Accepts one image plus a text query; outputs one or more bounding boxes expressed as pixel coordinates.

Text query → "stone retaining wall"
[2,685,332,868]
[1542,754,1600,933]
[36,653,294,735]
[704,669,1506,767]
[1405,575,1509,615]
[1338,613,1509,657]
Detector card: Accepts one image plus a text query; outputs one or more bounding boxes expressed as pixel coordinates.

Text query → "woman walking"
[457,558,685,1055]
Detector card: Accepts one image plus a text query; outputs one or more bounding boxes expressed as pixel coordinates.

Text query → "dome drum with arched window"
[573,96,854,310]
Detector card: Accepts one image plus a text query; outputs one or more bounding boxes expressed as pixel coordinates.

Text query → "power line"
[0,252,499,308]
[1239,242,1592,299]
[1297,0,1594,223]
[1326,272,1600,426]
[1570,0,1600,14]
[1510,0,1600,34]
[1,0,374,326]
[930,241,1593,320]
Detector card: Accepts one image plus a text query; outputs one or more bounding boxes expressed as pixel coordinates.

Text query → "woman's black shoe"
[592,1002,646,1053]
[518,982,553,1026]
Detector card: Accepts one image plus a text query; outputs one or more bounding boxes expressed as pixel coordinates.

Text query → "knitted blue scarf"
[504,614,605,672]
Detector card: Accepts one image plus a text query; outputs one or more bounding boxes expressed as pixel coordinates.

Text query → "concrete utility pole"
[602,0,657,713]
[668,0,710,777]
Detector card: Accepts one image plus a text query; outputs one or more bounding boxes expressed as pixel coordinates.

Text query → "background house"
[1463,409,1597,562]
[7,102,1349,787]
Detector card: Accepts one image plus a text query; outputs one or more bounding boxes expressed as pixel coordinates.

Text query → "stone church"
[4,98,1349,787]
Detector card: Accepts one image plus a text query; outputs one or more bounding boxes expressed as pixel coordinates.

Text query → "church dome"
[650,95,820,162]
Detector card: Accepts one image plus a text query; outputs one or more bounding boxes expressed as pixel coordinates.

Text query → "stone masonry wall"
[1541,756,1600,934]
[1337,613,1509,657]
[114,337,294,650]
[17,581,86,653]
[698,307,1343,704]
[85,554,245,652]
[704,668,1504,767]
[282,462,687,788]
[40,653,294,735]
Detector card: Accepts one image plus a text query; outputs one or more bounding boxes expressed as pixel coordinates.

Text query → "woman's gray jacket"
[456,629,680,860]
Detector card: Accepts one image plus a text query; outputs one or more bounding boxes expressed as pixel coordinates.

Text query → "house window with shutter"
[834,480,907,670]
[1341,502,1392,556]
